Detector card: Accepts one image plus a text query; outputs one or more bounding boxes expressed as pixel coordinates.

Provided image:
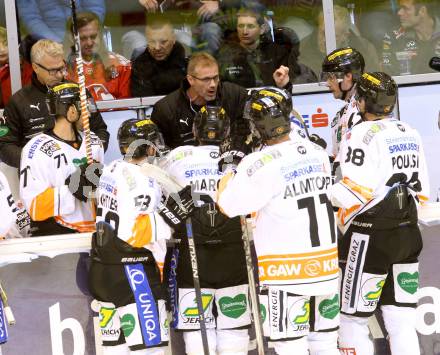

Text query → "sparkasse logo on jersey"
[291,108,329,128]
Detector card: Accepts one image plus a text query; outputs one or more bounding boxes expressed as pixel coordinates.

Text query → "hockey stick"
[140,163,210,355]
[240,216,265,355]
[0,281,15,326]
[70,0,93,164]
[290,106,311,139]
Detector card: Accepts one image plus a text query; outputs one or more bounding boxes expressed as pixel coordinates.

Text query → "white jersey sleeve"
[0,171,30,238]
[331,119,430,232]
[217,151,282,217]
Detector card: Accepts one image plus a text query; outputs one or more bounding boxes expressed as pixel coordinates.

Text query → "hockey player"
[246,86,327,147]
[331,72,429,355]
[0,170,30,238]
[217,94,340,355]
[321,47,365,162]
[88,118,195,355]
[20,82,104,236]
[162,106,251,355]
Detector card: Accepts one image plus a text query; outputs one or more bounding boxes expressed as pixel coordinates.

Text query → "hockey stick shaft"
[140,163,210,353]
[186,218,210,355]
[0,281,15,326]
[70,0,93,164]
[240,216,265,355]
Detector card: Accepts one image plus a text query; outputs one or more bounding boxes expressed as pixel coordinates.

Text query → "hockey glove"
[310,134,327,149]
[65,161,103,202]
[157,185,195,228]
[218,136,248,173]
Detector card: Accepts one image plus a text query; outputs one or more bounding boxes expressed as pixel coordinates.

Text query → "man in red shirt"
[65,12,131,101]
[0,27,33,108]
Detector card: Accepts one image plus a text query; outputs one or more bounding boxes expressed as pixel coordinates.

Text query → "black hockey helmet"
[247,86,292,117]
[193,106,230,145]
[248,94,291,141]
[46,82,81,118]
[321,47,365,82]
[356,72,397,115]
[117,118,166,158]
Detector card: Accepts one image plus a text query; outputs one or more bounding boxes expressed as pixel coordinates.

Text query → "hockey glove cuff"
[157,185,195,228]
[65,161,103,202]
[310,134,328,149]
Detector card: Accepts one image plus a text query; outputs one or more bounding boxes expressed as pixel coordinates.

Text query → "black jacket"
[0,74,110,168]
[151,79,248,148]
[130,42,187,97]
[217,41,290,88]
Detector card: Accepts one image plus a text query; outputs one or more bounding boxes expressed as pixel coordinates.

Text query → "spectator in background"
[298,5,380,78]
[0,39,109,169]
[382,0,440,75]
[137,0,266,55]
[131,17,187,97]
[217,8,315,87]
[217,8,289,88]
[65,12,131,101]
[16,0,105,43]
[0,27,33,108]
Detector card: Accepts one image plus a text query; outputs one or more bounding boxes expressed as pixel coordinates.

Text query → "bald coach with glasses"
[151,51,290,148]
[0,39,109,169]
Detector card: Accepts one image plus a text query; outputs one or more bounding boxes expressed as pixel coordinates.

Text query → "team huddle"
[0,47,430,355]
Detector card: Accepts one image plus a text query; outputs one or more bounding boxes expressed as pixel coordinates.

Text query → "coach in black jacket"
[151,52,290,148]
[0,39,109,169]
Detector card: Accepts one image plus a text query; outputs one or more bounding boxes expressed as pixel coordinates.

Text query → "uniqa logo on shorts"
[124,264,162,346]
[127,268,145,291]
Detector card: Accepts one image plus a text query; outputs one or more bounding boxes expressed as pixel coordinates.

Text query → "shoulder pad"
[163,147,194,167]
[245,149,282,177]
[361,122,386,145]
[26,135,48,160]
[90,133,103,146]
[39,139,62,157]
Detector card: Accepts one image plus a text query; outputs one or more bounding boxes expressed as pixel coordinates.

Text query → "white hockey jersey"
[97,159,172,268]
[162,145,221,201]
[331,91,363,160]
[0,171,30,238]
[217,139,338,296]
[331,118,430,233]
[20,132,104,233]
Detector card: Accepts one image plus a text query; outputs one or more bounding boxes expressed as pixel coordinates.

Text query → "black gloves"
[309,134,328,149]
[65,161,103,202]
[158,185,195,228]
[218,136,251,173]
